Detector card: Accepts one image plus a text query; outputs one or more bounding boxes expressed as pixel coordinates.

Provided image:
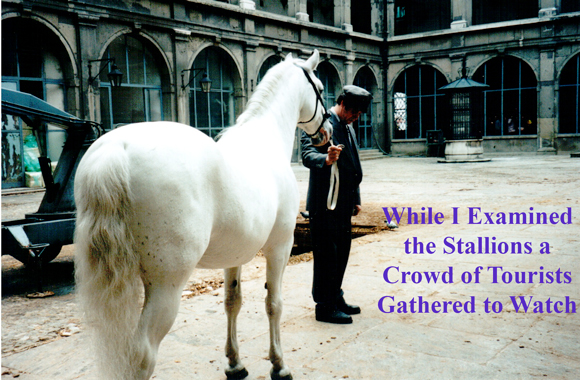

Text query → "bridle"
[296,66,331,137]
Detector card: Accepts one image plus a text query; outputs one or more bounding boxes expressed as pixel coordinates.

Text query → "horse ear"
[284,53,293,62]
[304,49,320,71]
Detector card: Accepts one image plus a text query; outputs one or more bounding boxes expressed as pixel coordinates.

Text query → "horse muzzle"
[309,121,333,147]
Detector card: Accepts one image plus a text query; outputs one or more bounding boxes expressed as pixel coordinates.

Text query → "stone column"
[345,53,355,85]
[538,0,558,18]
[240,0,255,10]
[451,0,472,29]
[538,48,557,153]
[334,0,352,32]
[244,41,259,100]
[289,0,309,21]
[385,0,395,37]
[78,14,100,123]
[174,28,192,125]
[370,0,384,37]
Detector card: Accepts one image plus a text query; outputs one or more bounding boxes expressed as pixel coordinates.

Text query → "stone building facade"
[385,0,580,156]
[1,0,384,188]
[2,0,580,188]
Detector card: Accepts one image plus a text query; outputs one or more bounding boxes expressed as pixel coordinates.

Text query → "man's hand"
[353,205,362,216]
[325,145,342,165]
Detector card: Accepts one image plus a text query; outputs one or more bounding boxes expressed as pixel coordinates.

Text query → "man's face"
[342,108,363,124]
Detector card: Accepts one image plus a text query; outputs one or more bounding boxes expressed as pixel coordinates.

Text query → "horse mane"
[237,60,294,127]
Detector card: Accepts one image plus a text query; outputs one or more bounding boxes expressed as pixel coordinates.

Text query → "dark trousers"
[309,209,352,307]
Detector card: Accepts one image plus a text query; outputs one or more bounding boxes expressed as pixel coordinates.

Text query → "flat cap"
[337,85,373,112]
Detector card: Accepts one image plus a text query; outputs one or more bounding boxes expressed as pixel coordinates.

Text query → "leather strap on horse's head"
[296,65,331,137]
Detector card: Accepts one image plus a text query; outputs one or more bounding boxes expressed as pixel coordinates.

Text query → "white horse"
[74,50,331,380]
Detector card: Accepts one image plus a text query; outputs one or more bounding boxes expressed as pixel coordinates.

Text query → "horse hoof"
[225,367,249,379]
[270,369,293,380]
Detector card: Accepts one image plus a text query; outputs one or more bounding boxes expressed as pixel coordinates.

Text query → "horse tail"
[74,142,141,380]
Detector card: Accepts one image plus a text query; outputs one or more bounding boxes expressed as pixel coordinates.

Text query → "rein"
[326,142,344,211]
[296,66,330,137]
[295,64,341,210]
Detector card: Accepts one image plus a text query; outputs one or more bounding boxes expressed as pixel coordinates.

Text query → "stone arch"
[353,65,379,149]
[391,64,449,139]
[98,33,171,129]
[1,16,77,186]
[187,45,244,138]
[316,60,342,107]
[257,54,283,84]
[472,55,538,136]
[558,52,580,134]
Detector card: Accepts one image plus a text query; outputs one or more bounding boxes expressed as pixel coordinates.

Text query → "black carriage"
[2,88,101,270]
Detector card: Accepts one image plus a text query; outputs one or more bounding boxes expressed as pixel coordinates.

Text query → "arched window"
[392,65,447,139]
[560,53,580,134]
[316,61,341,110]
[190,47,238,139]
[257,55,282,84]
[2,18,69,188]
[473,56,537,136]
[100,35,164,130]
[354,67,376,149]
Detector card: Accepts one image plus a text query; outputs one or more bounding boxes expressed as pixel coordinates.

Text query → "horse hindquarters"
[74,141,142,380]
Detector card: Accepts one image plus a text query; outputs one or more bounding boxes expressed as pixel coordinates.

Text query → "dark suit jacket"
[301,110,362,215]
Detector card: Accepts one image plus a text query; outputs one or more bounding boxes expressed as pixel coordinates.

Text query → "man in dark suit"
[301,85,372,324]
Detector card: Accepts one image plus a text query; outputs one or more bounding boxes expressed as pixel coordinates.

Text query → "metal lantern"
[437,63,490,163]
[438,77,488,140]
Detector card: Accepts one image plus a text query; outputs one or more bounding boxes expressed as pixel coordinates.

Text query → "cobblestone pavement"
[2,153,579,379]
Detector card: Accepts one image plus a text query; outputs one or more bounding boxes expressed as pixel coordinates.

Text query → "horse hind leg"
[133,279,187,379]
[224,266,249,379]
[263,241,293,380]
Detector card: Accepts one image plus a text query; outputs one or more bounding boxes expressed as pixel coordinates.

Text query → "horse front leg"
[224,266,248,379]
[264,241,293,380]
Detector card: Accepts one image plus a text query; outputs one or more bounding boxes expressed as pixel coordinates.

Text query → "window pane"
[105,38,127,84]
[100,87,112,129]
[503,59,520,90]
[2,29,18,77]
[422,96,435,135]
[421,70,435,96]
[19,49,43,78]
[127,36,144,85]
[393,92,407,139]
[209,92,223,130]
[520,89,536,135]
[19,80,43,99]
[559,86,577,133]
[145,48,161,86]
[485,92,502,136]
[406,67,420,96]
[194,91,209,132]
[485,59,503,89]
[407,97,420,138]
[147,89,162,121]
[111,87,145,125]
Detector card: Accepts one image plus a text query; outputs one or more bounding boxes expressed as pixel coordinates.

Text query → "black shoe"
[337,298,361,315]
[315,307,353,324]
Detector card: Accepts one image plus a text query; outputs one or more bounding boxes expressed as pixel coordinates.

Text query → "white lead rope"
[326,143,344,210]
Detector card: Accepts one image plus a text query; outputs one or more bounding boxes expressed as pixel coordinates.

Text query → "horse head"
[291,50,333,146]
